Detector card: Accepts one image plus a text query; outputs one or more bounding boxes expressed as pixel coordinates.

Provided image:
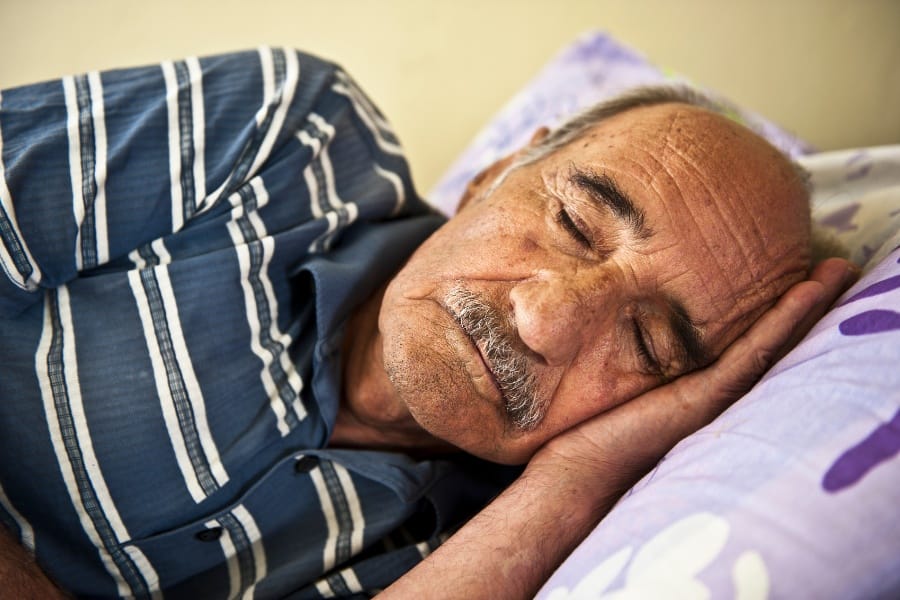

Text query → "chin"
[398,382,540,465]
[380,309,541,465]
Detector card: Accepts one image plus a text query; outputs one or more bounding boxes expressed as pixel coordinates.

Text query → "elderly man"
[0,49,852,598]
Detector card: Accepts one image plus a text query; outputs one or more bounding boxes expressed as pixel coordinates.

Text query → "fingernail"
[845,262,862,283]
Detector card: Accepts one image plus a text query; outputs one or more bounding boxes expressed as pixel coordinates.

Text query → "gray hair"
[519,85,729,167]
[486,85,759,197]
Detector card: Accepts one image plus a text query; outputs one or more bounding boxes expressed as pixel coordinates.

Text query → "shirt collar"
[300,213,446,436]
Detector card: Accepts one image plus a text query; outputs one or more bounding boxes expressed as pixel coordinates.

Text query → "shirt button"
[294,455,319,474]
[195,527,223,542]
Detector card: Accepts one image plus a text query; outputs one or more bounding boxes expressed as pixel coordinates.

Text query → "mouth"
[443,300,505,405]
[442,285,545,432]
[464,322,504,395]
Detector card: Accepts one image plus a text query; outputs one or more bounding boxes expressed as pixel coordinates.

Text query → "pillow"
[428,30,900,599]
[804,146,900,271]
[426,30,813,215]
[537,237,900,599]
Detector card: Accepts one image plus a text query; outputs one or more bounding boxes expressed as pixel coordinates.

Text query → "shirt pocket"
[121,452,335,599]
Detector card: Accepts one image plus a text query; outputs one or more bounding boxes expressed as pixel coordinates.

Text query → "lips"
[464,324,503,393]
[444,302,505,403]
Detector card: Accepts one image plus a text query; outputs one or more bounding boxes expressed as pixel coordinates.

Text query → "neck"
[332,285,453,455]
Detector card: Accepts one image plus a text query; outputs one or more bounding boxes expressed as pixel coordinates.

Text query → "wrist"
[526,429,662,516]
[522,454,626,520]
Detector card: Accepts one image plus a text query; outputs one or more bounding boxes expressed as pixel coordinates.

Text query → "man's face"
[379,103,810,464]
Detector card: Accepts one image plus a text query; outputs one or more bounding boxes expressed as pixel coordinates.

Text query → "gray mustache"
[446,285,546,431]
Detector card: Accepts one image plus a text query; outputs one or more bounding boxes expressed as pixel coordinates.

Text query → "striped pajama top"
[0,47,510,599]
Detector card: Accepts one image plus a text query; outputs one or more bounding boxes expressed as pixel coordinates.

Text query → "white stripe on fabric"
[340,568,363,594]
[308,113,359,241]
[86,71,109,264]
[56,285,132,554]
[66,74,104,271]
[151,238,171,265]
[128,269,204,502]
[128,237,171,270]
[207,517,241,600]
[415,541,431,559]
[36,288,144,597]
[334,464,365,556]
[122,546,162,599]
[245,46,299,180]
[155,266,228,487]
[227,178,305,435]
[227,219,290,437]
[331,74,402,156]
[307,114,345,212]
[373,163,406,216]
[128,268,228,504]
[344,203,359,228]
[297,115,360,252]
[334,70,393,132]
[310,467,339,573]
[0,482,34,552]
[203,47,300,212]
[62,77,86,271]
[259,48,275,116]
[246,187,305,422]
[296,129,324,219]
[186,57,207,210]
[162,61,185,232]
[315,579,335,598]
[311,203,358,254]
[0,91,42,292]
[231,505,266,600]
[127,248,146,269]
[324,212,339,234]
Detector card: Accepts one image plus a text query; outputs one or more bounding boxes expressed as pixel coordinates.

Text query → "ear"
[456,126,551,212]
[528,126,550,146]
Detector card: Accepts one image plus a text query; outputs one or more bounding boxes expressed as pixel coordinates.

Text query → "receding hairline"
[516,85,810,193]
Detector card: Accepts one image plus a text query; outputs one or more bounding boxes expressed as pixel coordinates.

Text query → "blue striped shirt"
[0,47,511,599]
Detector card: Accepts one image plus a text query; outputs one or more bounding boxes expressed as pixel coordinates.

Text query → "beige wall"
[2,0,898,193]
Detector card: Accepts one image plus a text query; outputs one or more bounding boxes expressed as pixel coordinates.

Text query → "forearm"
[0,527,68,599]
[381,461,622,600]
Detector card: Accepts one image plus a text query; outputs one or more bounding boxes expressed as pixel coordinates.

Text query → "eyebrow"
[568,167,707,370]
[667,296,709,373]
[569,167,652,240]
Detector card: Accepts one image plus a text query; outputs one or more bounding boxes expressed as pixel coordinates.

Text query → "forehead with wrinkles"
[560,102,812,356]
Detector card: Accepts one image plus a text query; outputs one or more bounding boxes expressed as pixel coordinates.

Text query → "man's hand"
[529,256,859,500]
[381,258,858,599]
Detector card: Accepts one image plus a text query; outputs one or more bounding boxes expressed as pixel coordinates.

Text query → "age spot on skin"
[520,238,539,254]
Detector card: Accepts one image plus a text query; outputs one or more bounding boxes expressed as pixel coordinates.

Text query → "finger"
[771,257,859,363]
[704,279,826,396]
[809,257,860,300]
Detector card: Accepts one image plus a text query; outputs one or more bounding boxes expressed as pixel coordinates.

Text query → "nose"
[510,270,614,366]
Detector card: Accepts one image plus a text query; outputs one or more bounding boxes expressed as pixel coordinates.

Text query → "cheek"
[379,296,513,457]
[393,225,493,285]
[542,352,656,435]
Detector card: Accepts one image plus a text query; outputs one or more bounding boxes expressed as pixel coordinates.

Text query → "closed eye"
[631,318,662,376]
[556,208,592,249]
